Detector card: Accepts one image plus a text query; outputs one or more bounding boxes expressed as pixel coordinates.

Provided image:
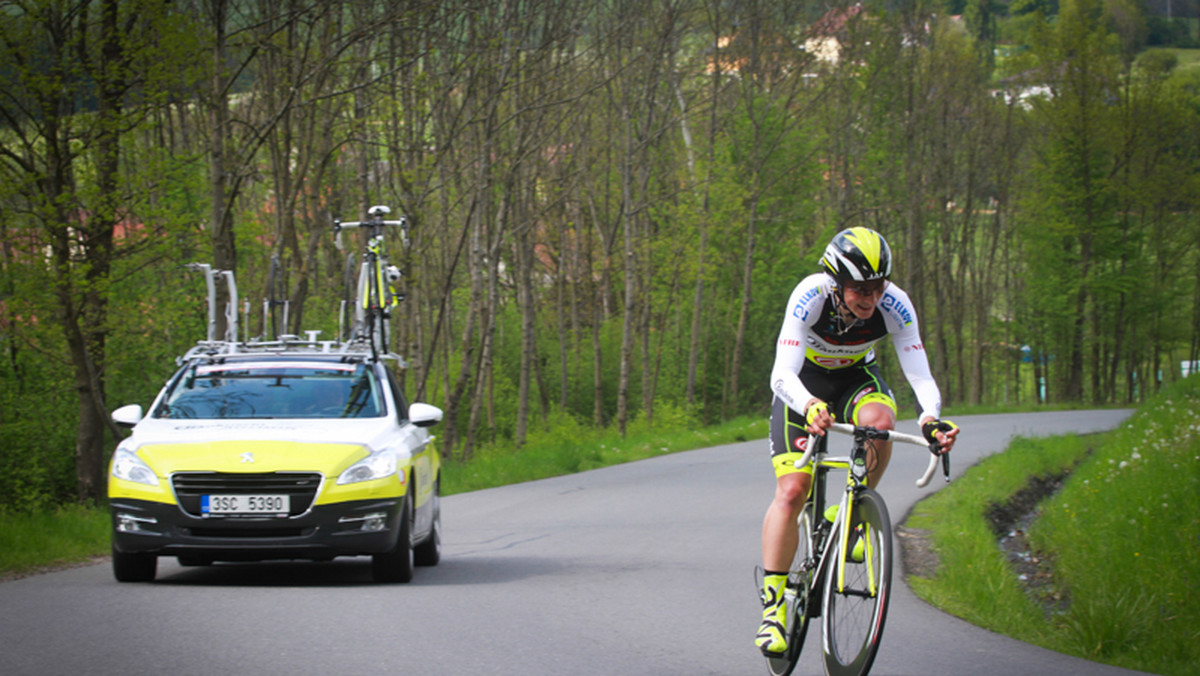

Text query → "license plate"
[201,494,290,515]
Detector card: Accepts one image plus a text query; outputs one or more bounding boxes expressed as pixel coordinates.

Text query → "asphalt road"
[1,410,1152,676]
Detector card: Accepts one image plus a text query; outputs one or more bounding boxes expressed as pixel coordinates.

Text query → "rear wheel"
[372,491,414,583]
[112,546,157,582]
[821,489,892,676]
[766,506,816,676]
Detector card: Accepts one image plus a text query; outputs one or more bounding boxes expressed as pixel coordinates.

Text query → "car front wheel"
[372,492,414,583]
[112,546,157,582]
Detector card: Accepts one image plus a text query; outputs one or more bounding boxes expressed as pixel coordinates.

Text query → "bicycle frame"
[808,423,944,584]
[334,205,410,359]
[800,433,871,604]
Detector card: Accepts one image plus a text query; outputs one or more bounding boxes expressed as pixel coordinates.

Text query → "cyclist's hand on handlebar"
[921,418,959,454]
[805,400,835,435]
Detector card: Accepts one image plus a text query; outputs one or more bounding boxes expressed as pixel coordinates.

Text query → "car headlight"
[337,450,399,485]
[111,447,160,486]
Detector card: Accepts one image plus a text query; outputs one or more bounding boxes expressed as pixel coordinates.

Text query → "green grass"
[907,375,1200,676]
[0,504,111,579]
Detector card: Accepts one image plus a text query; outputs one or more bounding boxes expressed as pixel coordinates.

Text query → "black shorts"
[769,361,896,477]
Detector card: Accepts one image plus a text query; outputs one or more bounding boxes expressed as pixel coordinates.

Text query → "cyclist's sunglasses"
[842,280,885,296]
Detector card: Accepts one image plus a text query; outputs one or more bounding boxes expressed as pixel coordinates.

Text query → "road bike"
[766,422,950,676]
[334,205,411,359]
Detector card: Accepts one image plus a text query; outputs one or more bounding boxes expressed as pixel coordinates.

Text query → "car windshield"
[156,361,384,419]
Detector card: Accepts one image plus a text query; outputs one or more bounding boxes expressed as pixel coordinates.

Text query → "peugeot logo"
[240,452,255,464]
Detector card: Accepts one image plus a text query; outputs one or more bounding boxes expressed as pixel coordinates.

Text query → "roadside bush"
[1147,16,1199,48]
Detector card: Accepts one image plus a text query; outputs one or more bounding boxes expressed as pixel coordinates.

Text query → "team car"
[107,265,442,583]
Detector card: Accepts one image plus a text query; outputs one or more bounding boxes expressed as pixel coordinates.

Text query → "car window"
[384,368,410,423]
[155,361,386,419]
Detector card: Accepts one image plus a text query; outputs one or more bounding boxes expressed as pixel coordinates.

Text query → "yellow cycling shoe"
[756,572,788,655]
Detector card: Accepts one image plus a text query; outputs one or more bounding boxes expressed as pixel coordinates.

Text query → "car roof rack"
[179,263,406,367]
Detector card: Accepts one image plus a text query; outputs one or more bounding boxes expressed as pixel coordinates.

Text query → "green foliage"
[1146,16,1199,48]
[1,1,1197,508]
[0,504,111,577]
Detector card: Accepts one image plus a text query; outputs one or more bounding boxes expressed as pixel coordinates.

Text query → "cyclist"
[756,226,959,656]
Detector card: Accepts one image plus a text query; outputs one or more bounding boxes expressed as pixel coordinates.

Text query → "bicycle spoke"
[822,489,892,676]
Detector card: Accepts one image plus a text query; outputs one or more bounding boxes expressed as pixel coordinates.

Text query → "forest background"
[1,0,1198,510]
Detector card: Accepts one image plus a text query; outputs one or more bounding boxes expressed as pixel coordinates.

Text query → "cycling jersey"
[770,273,942,422]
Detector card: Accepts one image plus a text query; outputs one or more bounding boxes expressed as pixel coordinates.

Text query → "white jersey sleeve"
[769,275,827,416]
[878,285,942,421]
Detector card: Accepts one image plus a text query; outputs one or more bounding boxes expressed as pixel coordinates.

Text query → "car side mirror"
[112,404,144,427]
[409,402,443,428]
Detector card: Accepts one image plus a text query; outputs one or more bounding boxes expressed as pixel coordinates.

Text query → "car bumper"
[110,497,404,562]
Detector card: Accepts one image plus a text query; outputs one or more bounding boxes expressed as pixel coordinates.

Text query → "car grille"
[172,472,322,517]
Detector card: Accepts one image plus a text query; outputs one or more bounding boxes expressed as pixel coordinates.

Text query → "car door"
[383,366,434,537]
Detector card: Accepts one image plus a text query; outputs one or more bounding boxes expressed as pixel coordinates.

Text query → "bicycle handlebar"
[794,421,949,488]
[333,218,408,230]
[332,206,410,252]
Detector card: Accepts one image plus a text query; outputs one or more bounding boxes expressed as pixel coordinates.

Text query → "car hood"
[125,417,406,473]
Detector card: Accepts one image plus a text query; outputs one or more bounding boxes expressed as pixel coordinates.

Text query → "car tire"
[372,492,414,583]
[112,546,157,582]
[414,481,441,567]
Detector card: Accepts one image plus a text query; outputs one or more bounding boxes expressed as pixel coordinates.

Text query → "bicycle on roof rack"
[178,261,396,364]
[334,205,411,361]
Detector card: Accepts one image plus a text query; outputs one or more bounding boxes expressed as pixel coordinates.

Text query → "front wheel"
[766,507,817,676]
[821,489,892,676]
[112,546,156,582]
[372,492,414,583]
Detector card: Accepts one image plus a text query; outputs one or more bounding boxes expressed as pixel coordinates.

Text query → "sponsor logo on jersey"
[793,436,809,452]
[792,286,822,320]
[812,355,856,368]
[851,386,877,406]
[779,338,802,348]
[773,380,794,407]
[881,294,913,325]
[903,343,925,352]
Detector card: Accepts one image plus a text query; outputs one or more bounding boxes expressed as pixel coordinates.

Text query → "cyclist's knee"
[853,396,896,429]
[774,472,811,508]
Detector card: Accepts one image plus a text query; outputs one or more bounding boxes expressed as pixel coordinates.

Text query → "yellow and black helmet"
[820,227,892,283]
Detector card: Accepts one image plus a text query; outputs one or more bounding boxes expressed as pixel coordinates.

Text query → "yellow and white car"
[107,348,442,583]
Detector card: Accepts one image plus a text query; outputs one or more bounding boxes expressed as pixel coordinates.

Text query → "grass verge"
[906,376,1200,676]
[0,504,111,581]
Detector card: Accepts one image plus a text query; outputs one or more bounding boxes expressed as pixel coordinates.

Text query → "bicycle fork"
[831,456,879,597]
